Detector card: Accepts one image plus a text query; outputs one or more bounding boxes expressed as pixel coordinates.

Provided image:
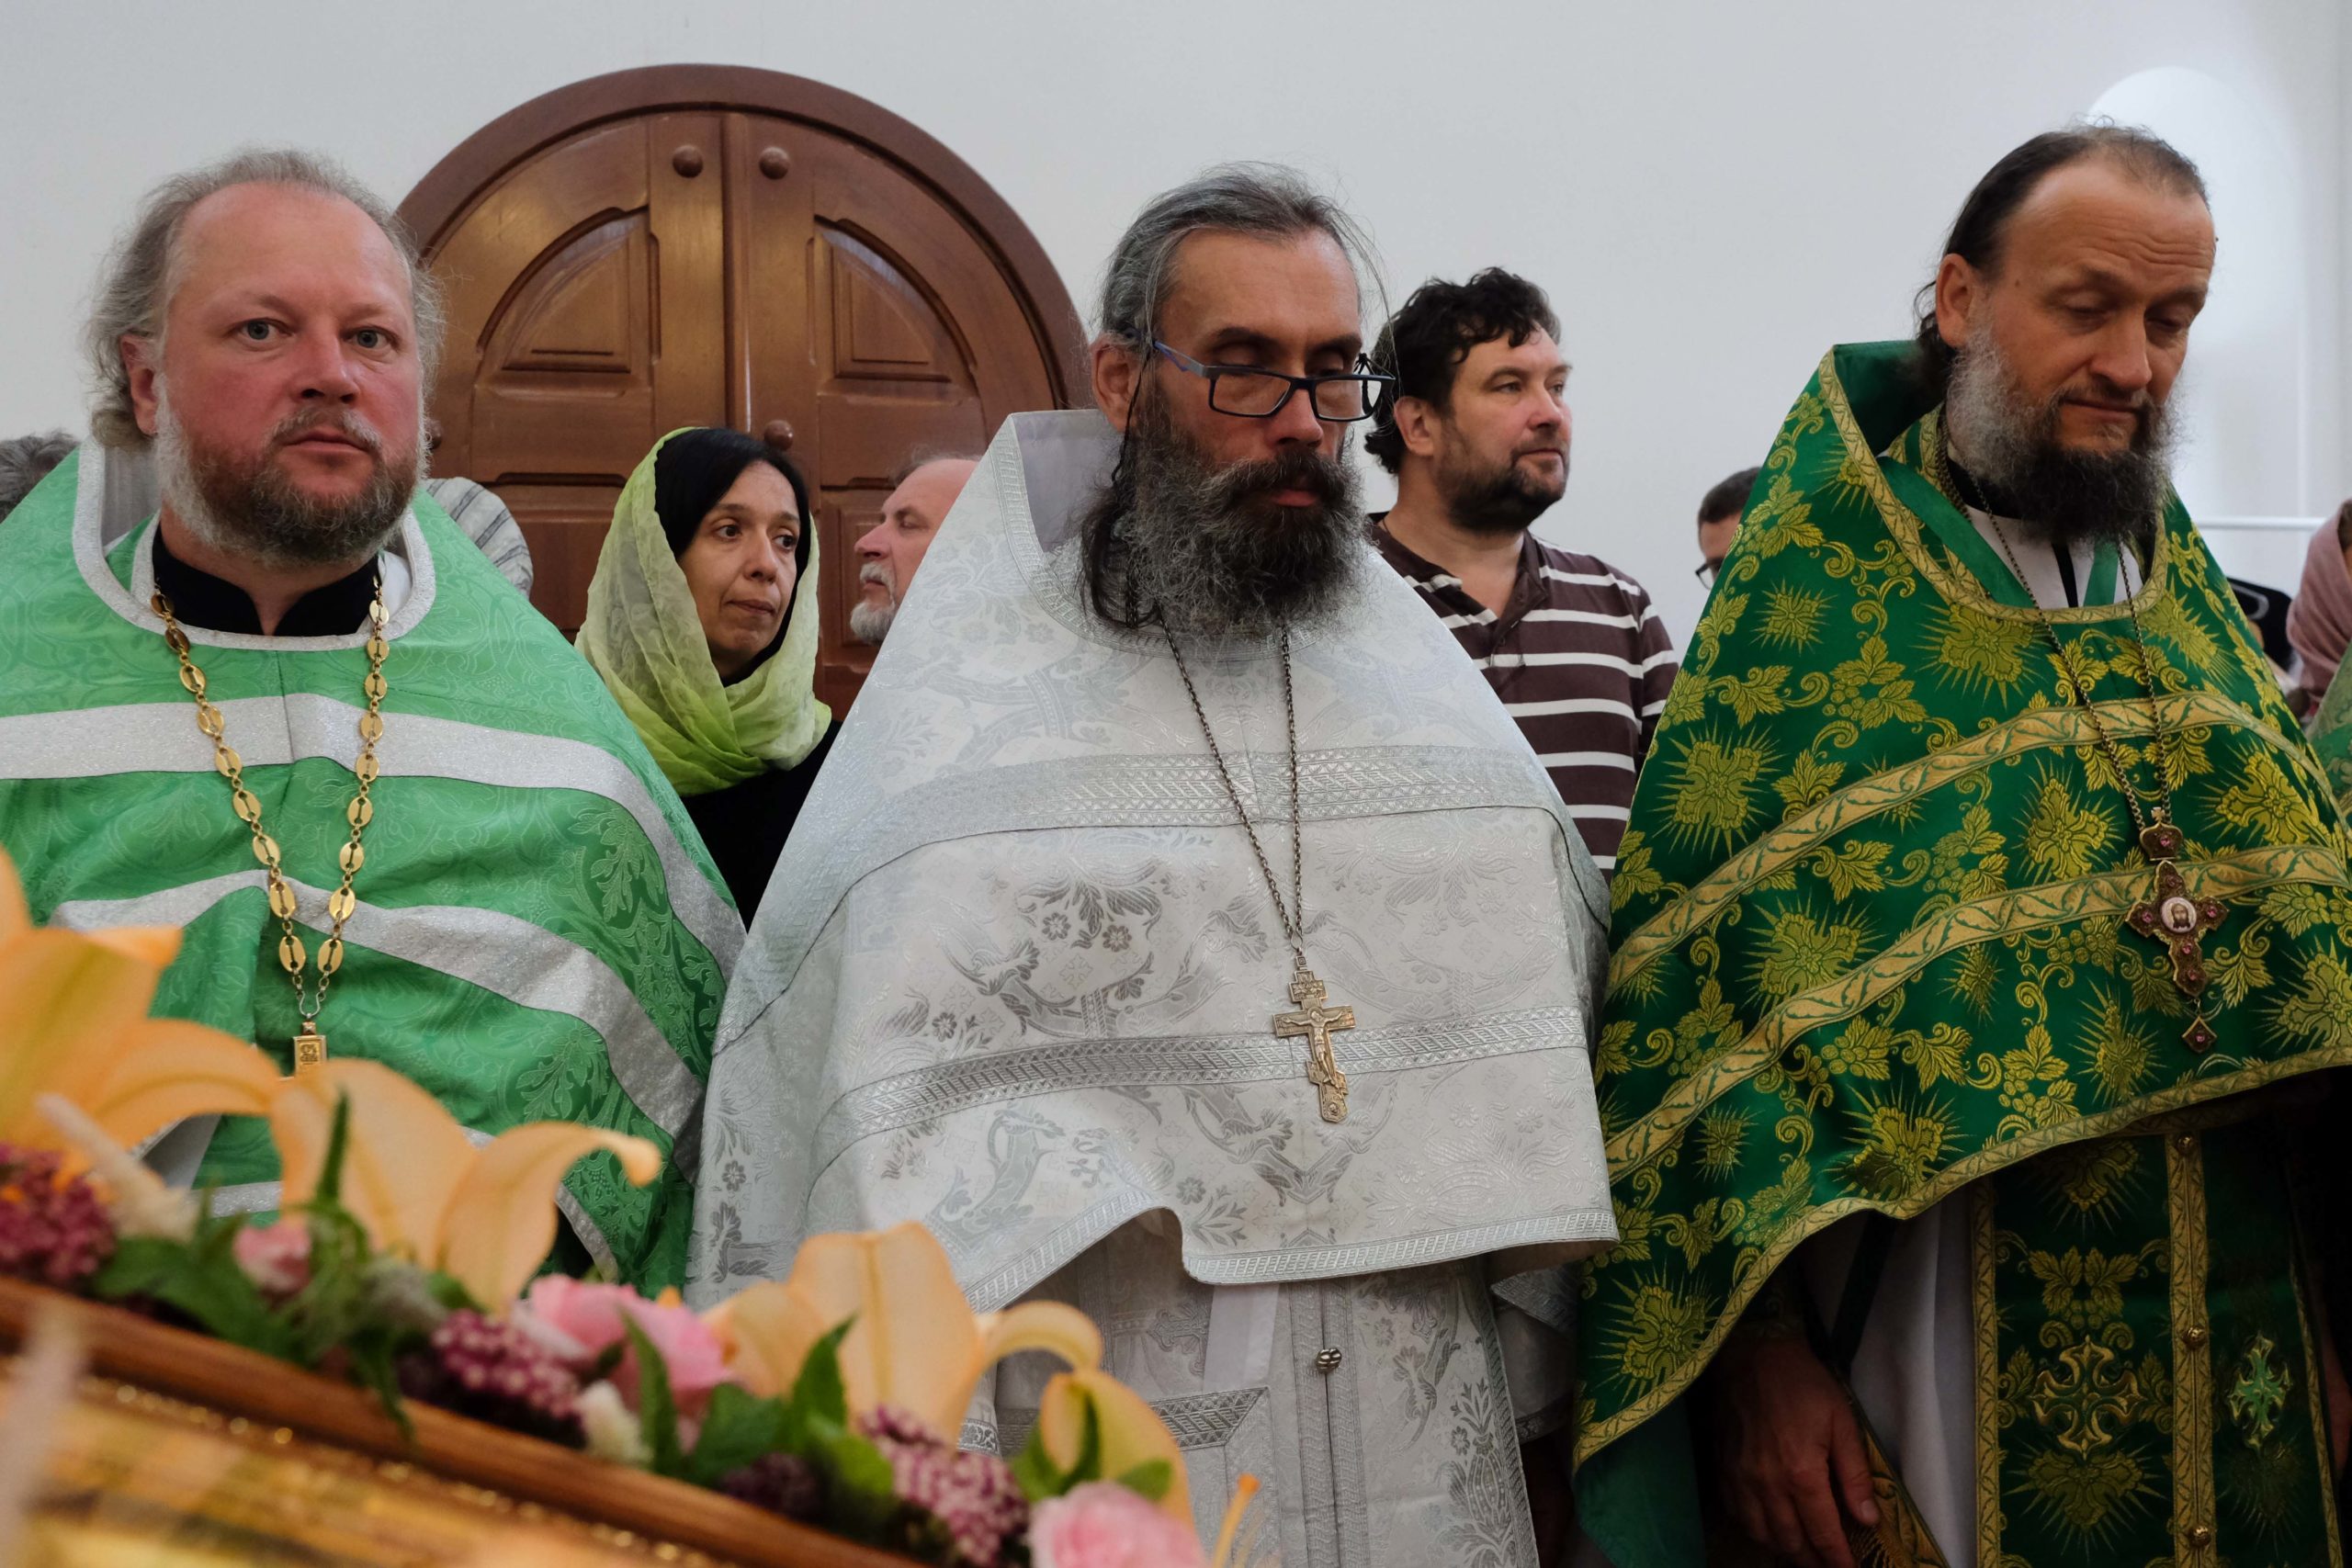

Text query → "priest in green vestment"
[1575,127,2352,1568]
[0,149,734,1292]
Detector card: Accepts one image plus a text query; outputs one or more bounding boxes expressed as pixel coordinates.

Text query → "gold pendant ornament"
[2124,814,2223,1053]
[153,577,390,1077]
[1274,962,1356,1122]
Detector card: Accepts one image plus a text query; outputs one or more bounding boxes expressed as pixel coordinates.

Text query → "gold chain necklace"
[1954,468,2221,1052]
[1160,622,1358,1122]
[152,578,390,1076]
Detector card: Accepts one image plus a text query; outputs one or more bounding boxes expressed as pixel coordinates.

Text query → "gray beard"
[157,393,420,570]
[1097,401,1366,646]
[848,596,895,645]
[1943,326,2177,550]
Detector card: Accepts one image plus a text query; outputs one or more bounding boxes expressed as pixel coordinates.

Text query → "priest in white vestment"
[691,164,1617,1566]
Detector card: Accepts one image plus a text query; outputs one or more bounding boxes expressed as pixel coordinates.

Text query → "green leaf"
[789,1315,854,1428]
[807,1417,899,1539]
[91,1235,297,1361]
[1011,1425,1071,1504]
[316,1092,353,1205]
[1067,1393,1102,1484]
[1011,1393,1107,1504]
[285,1209,374,1367]
[424,1271,476,1314]
[1113,1459,1172,1502]
[620,1314,686,1477]
[686,1382,795,1487]
[345,1325,416,1441]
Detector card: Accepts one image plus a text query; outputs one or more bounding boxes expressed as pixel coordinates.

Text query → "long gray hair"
[85,147,446,449]
[1083,163,1382,626]
[1093,161,1380,352]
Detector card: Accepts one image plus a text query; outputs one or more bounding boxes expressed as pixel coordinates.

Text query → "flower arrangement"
[0,845,1261,1566]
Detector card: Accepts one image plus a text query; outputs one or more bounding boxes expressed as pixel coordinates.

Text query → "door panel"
[408,71,1081,713]
[470,212,657,473]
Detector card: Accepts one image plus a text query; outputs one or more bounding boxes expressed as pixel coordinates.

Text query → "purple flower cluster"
[398,1308,584,1447]
[718,1450,827,1522]
[860,1404,1029,1568]
[0,1143,115,1288]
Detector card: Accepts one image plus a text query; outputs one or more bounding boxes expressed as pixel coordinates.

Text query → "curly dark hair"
[1363,268,1561,475]
[1911,122,2205,400]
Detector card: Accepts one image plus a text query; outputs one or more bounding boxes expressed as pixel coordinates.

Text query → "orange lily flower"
[0,844,278,1167]
[268,1058,663,1308]
[707,1220,1109,1441]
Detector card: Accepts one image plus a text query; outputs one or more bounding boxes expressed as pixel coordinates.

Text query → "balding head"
[1928,128,2213,547]
[851,453,979,644]
[86,148,442,450]
[91,153,437,582]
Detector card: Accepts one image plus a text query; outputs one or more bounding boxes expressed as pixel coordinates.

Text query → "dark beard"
[160,402,419,569]
[1944,331,2174,551]
[1080,396,1365,643]
[1435,446,1567,536]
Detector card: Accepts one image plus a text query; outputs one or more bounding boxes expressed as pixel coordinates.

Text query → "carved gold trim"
[9,1361,733,1566]
[2165,1132,2216,1567]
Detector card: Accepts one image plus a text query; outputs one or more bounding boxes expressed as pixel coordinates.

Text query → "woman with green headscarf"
[578,427,834,918]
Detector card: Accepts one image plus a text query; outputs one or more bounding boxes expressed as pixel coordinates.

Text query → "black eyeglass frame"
[1150,340,1395,423]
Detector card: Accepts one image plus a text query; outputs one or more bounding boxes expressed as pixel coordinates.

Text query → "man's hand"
[1702,1333,1880,1568]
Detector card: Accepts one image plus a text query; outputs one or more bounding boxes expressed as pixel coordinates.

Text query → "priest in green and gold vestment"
[1575,128,2352,1568]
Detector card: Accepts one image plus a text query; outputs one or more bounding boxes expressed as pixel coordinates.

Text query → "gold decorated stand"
[0,1280,906,1567]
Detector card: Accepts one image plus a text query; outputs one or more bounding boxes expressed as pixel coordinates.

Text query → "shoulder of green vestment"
[1572,339,2352,1476]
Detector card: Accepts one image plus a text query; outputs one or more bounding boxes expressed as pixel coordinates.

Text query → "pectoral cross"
[1273,963,1355,1122]
[2123,817,2223,1053]
[291,1024,328,1077]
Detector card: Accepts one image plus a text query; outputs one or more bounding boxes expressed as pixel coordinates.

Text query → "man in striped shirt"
[1366,268,1677,874]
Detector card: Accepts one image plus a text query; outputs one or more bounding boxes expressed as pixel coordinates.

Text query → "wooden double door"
[402,68,1085,709]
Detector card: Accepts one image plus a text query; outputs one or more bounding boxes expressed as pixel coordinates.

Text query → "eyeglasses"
[1695,560,1724,588]
[1151,341,1394,423]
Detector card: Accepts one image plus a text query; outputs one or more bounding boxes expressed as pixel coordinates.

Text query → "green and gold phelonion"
[1573,343,2352,1568]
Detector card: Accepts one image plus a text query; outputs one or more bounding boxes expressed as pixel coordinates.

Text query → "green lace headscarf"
[577,428,830,795]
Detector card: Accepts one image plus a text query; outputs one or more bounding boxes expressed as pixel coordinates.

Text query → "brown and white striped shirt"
[1373,524,1678,874]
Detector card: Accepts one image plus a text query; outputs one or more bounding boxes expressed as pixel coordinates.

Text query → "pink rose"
[518,1276,730,1415]
[1029,1483,1206,1568]
[232,1218,311,1301]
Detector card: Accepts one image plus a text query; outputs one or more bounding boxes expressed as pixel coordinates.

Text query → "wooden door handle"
[761,419,796,451]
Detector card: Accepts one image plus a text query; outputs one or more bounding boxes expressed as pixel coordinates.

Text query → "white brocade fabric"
[690,411,1618,1561]
[983,1213,1548,1566]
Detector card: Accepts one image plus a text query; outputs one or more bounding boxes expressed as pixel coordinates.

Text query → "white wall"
[3,0,2344,645]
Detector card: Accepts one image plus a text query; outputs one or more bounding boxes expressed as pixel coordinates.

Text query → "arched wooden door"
[400,66,1086,709]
